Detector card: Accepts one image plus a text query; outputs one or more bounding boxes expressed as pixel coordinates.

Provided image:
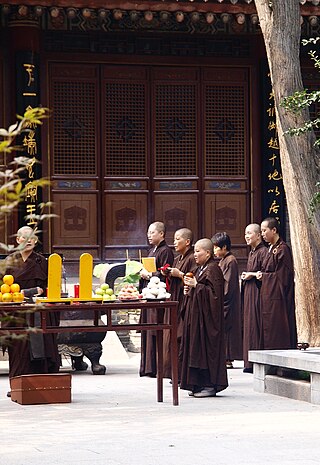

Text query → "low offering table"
[0,299,180,406]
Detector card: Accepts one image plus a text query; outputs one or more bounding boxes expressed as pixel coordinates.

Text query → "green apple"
[95,288,104,295]
[103,294,111,301]
[104,288,113,296]
[101,283,110,290]
[110,294,117,301]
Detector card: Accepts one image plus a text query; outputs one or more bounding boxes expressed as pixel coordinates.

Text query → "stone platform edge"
[249,348,320,405]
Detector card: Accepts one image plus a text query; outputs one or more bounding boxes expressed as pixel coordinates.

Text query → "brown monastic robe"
[218,252,243,361]
[139,240,174,377]
[179,258,228,394]
[260,239,297,350]
[163,248,196,379]
[242,242,268,370]
[4,251,60,378]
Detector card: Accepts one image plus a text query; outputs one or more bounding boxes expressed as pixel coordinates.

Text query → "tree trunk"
[254,0,320,345]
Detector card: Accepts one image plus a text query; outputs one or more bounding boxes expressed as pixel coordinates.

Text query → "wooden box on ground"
[10,374,72,405]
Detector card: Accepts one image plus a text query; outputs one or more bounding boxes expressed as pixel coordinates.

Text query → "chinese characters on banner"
[261,65,286,235]
[15,52,42,228]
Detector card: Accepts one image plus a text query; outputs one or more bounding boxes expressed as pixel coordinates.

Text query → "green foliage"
[0,107,53,343]
[281,38,320,221]
[282,89,320,114]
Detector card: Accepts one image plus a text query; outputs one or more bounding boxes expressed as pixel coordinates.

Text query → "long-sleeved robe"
[139,240,174,377]
[4,251,60,378]
[163,248,196,379]
[218,252,243,361]
[242,242,268,369]
[260,239,297,350]
[179,258,228,394]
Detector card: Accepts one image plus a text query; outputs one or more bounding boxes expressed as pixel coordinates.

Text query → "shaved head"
[150,221,165,234]
[246,223,261,234]
[195,238,213,255]
[175,228,193,243]
[16,226,37,241]
[244,223,262,248]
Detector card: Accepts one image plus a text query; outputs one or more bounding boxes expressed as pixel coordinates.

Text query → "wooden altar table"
[0,300,179,405]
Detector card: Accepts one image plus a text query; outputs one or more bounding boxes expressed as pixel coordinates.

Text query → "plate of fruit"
[117,284,141,301]
[93,283,117,302]
[0,274,25,304]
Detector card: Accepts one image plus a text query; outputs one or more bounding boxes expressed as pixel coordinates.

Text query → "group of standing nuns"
[139,217,297,398]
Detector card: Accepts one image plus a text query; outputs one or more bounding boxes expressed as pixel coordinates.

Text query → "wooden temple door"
[48,62,250,262]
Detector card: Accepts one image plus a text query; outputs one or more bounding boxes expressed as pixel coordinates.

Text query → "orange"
[1,283,11,294]
[10,283,20,293]
[12,292,24,303]
[2,292,13,302]
[3,274,14,286]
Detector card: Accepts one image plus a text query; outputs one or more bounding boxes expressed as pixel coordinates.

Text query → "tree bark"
[254,0,320,345]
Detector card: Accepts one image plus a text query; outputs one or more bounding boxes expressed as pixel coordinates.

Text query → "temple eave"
[0,1,319,17]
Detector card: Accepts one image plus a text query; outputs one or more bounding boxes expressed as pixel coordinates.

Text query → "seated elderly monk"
[3,226,60,396]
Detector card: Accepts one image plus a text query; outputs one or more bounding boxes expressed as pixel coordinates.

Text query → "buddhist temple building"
[0,0,319,268]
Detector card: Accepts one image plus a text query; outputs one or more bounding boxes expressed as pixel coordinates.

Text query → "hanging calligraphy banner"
[15,51,42,229]
[261,60,286,238]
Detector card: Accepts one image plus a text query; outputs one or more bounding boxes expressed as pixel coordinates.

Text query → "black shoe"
[243,367,253,374]
[7,391,11,398]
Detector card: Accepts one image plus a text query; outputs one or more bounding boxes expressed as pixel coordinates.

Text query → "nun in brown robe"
[257,218,297,350]
[139,222,174,377]
[212,232,243,367]
[180,239,228,397]
[162,228,196,380]
[241,224,268,372]
[4,227,60,379]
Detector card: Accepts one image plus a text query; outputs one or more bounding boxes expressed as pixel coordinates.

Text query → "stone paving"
[1,334,320,465]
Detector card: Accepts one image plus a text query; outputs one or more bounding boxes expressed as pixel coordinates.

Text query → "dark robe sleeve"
[221,258,239,331]
[154,245,174,279]
[261,246,293,299]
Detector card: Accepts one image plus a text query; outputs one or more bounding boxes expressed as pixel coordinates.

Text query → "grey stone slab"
[253,362,276,380]
[253,376,265,393]
[311,372,320,391]
[249,348,320,373]
[265,375,311,403]
[311,388,320,405]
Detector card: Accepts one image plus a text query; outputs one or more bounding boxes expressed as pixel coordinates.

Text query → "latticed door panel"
[47,62,251,261]
[103,81,147,177]
[205,84,247,177]
[154,83,197,177]
[51,73,98,176]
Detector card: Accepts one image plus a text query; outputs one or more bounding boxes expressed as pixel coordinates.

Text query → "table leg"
[157,329,163,402]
